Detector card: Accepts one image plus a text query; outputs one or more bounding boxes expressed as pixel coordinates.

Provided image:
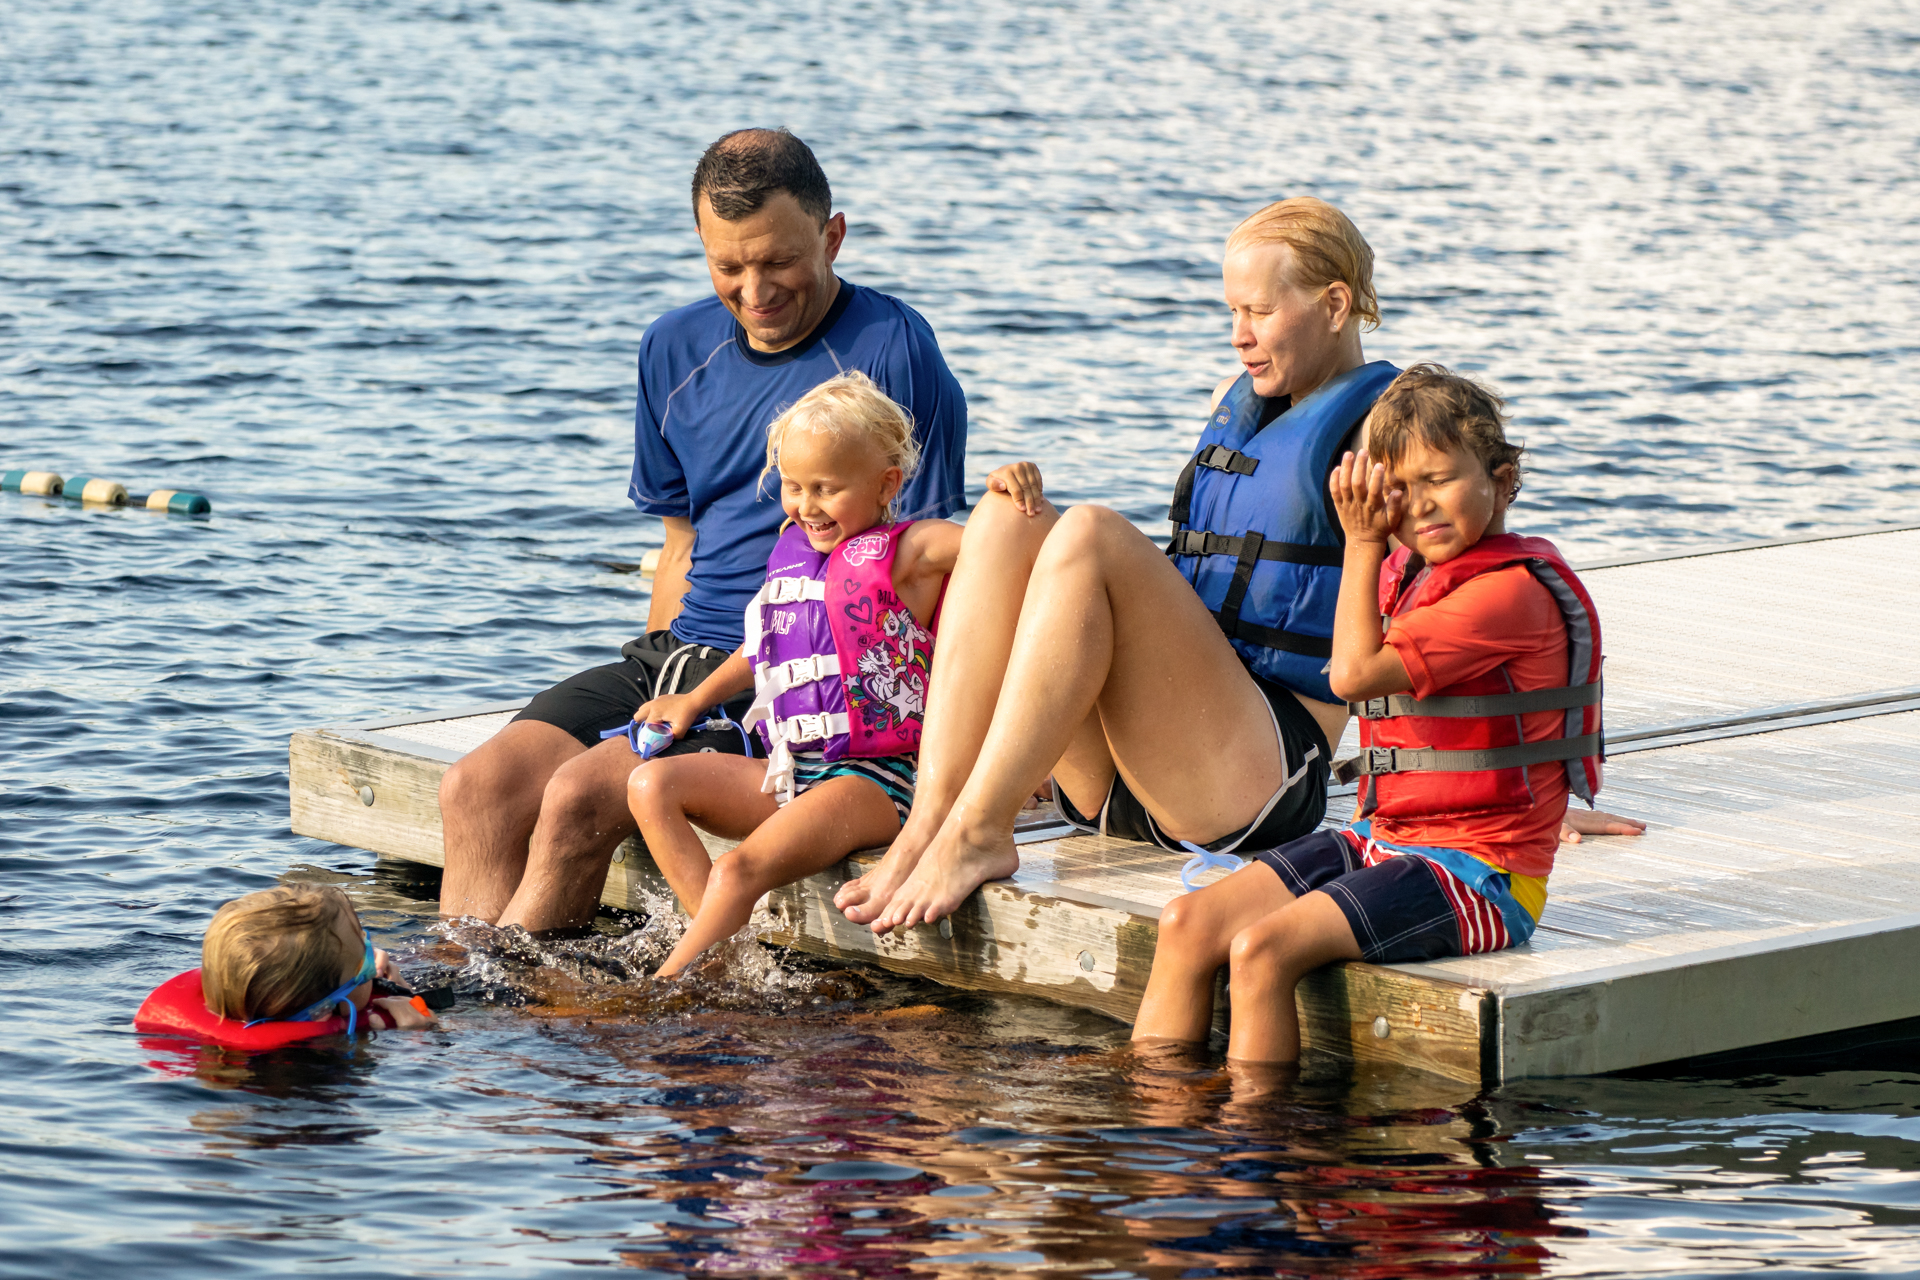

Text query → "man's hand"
[1559,808,1648,844]
[985,461,1046,516]
[633,691,707,739]
[1328,449,1403,547]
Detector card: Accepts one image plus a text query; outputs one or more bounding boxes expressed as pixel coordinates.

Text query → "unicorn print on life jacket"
[742,522,935,803]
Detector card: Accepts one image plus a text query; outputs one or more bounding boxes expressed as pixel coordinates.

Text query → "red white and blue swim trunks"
[1253,821,1539,963]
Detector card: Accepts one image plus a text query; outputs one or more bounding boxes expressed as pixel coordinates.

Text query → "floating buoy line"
[2,468,212,515]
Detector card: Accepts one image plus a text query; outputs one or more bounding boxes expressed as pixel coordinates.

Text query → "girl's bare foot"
[871,815,1019,933]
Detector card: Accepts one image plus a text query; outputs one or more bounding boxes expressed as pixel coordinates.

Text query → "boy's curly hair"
[1364,363,1524,498]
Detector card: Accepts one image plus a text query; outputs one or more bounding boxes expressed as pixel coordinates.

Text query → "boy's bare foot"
[835,814,940,923]
[871,817,1019,933]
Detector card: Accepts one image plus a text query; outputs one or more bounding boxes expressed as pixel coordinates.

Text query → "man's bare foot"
[835,815,939,924]
[871,818,1019,933]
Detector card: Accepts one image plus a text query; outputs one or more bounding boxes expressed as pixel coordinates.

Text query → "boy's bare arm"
[1326,450,1413,701]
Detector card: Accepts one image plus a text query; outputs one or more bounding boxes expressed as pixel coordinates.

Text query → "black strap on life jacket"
[1348,680,1602,720]
[1210,529,1335,658]
[1166,445,1259,526]
[1166,529,1344,566]
[1333,732,1604,784]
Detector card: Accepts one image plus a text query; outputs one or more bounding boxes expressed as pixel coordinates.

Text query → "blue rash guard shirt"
[628,279,968,650]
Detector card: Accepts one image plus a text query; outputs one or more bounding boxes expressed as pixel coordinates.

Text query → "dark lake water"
[4,0,1919,1274]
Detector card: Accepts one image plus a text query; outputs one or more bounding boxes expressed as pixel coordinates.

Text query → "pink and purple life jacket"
[743,521,936,802]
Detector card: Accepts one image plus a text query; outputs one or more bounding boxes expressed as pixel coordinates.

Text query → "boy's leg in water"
[836,491,1059,922]
[1224,891,1362,1063]
[1132,863,1300,1045]
[657,775,901,977]
[870,505,1288,933]
[439,720,586,921]
[628,754,780,915]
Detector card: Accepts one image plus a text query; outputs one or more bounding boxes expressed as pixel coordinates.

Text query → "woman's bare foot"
[835,813,941,923]
[871,815,1019,933]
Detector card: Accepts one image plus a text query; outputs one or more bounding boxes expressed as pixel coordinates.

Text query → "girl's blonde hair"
[201,885,360,1022]
[1226,196,1381,331]
[763,371,922,522]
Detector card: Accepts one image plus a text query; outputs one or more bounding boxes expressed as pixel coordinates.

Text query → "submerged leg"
[1224,892,1362,1063]
[439,720,584,921]
[1131,863,1299,1045]
[495,736,652,933]
[837,491,1057,922]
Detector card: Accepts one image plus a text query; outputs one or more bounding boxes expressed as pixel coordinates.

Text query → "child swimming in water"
[628,372,1013,977]
[1132,363,1605,1063]
[202,885,436,1032]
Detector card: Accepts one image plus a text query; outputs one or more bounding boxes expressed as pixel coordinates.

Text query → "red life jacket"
[1338,534,1604,822]
[134,969,350,1050]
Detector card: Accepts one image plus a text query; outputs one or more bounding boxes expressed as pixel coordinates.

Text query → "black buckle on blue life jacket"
[1195,444,1259,476]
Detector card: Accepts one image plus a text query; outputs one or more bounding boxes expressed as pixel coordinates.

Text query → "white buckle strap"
[759,711,852,806]
[779,711,847,744]
[764,576,825,606]
[768,653,839,693]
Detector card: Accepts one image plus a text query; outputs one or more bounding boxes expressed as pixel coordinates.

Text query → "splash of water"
[425,889,865,1021]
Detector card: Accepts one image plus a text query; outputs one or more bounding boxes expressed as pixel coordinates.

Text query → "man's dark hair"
[691,128,832,226]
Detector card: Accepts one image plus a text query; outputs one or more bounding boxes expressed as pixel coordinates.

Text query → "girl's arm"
[1326,450,1413,702]
[635,647,754,738]
[892,518,964,624]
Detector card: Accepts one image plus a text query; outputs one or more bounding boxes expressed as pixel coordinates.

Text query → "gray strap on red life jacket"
[1347,681,1602,720]
[1334,732,1605,785]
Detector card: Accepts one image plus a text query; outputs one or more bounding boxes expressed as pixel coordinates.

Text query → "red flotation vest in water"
[1338,534,1604,821]
[134,969,350,1050]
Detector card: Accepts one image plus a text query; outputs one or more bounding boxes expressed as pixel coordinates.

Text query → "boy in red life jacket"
[1133,363,1604,1064]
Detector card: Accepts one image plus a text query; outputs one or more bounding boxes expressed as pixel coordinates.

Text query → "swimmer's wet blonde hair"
[764,371,922,522]
[1227,197,1380,332]
[201,885,361,1022]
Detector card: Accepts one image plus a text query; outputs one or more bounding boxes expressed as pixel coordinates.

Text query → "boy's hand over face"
[1329,450,1403,549]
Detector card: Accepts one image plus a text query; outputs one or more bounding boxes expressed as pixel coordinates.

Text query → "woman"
[838,197,1636,932]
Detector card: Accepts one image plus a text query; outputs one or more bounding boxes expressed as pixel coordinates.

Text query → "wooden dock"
[290,525,1920,1086]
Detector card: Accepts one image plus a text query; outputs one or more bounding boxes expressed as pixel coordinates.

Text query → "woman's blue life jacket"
[1168,360,1402,704]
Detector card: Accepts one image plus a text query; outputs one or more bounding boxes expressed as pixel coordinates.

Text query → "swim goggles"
[600,713,755,759]
[247,929,377,1034]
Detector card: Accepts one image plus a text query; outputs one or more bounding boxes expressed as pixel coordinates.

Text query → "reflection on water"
[93,867,1920,1277]
[6,0,1920,1272]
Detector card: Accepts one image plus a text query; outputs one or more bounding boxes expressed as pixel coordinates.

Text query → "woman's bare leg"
[872,505,1290,932]
[835,492,1058,922]
[626,754,779,915]
[1131,863,1298,1044]
[658,776,902,976]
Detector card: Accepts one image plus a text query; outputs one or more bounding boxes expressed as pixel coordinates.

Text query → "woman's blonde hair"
[201,885,360,1022]
[1226,197,1380,331]
[763,371,922,522]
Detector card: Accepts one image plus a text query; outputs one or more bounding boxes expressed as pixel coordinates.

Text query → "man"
[439,128,967,931]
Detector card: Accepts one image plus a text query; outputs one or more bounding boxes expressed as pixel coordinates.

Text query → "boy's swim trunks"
[1253,826,1535,963]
